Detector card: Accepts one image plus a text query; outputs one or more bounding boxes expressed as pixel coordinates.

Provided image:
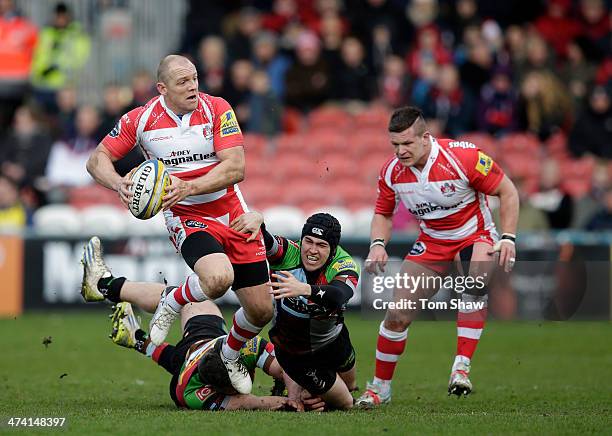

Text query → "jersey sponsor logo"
[151,135,173,142]
[109,120,121,138]
[195,386,214,402]
[332,259,357,272]
[311,227,324,236]
[158,152,216,167]
[185,219,208,229]
[475,151,493,176]
[219,109,241,137]
[241,337,259,356]
[409,241,426,256]
[449,141,476,149]
[409,200,464,217]
[440,182,456,197]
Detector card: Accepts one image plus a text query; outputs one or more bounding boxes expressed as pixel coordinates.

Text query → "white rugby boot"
[148,289,179,345]
[448,362,473,397]
[355,381,391,409]
[220,343,253,394]
[80,236,111,302]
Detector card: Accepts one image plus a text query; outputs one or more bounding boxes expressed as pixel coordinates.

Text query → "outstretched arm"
[224,394,297,411]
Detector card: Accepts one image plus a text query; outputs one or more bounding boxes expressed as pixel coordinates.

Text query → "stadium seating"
[457,132,498,159]
[125,211,168,236]
[307,206,356,236]
[308,106,353,131]
[68,184,122,209]
[80,206,128,237]
[243,133,268,158]
[33,205,82,235]
[262,206,305,236]
[352,208,375,237]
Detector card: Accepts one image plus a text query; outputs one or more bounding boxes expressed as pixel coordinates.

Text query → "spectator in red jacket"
[534,0,581,58]
[0,0,38,133]
[406,25,452,78]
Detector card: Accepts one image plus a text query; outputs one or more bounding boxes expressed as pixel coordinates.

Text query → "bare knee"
[199,270,234,299]
[244,303,273,327]
[383,317,410,332]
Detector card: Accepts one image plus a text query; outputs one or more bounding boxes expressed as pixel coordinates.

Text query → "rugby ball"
[128,159,169,220]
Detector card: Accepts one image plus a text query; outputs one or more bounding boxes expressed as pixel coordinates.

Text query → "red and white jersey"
[375,136,504,241]
[102,92,248,224]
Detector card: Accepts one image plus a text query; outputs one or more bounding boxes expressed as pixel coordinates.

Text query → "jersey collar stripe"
[384,157,398,186]
[198,95,214,123]
[136,99,159,158]
[438,143,469,182]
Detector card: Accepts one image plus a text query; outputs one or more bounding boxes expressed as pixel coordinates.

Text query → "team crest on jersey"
[203,124,213,140]
[219,110,241,137]
[475,151,493,176]
[440,182,456,197]
[409,241,427,256]
[109,120,121,138]
[185,220,208,229]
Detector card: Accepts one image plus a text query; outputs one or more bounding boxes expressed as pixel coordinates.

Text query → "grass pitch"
[1,311,611,435]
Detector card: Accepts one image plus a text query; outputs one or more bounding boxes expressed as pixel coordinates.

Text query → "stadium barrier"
[4,232,609,320]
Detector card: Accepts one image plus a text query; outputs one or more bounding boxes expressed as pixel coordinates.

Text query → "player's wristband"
[501,233,516,244]
[370,238,386,249]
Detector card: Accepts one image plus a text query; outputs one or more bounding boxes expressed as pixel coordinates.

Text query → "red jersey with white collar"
[101,92,248,225]
[375,137,504,241]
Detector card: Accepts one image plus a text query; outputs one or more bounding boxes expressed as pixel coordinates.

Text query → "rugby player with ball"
[86,55,273,395]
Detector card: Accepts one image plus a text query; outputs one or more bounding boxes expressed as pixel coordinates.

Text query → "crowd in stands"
[0,0,610,235]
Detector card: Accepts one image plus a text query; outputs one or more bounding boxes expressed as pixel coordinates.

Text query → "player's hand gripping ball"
[128,159,169,219]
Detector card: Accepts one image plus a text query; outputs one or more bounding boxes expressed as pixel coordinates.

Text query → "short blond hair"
[156,54,191,83]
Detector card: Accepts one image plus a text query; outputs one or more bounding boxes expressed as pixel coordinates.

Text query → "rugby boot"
[355,381,391,409]
[80,236,111,302]
[149,288,179,346]
[109,302,140,348]
[448,362,473,397]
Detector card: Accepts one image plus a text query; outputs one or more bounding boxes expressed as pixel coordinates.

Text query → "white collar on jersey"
[409,135,440,181]
[159,95,194,127]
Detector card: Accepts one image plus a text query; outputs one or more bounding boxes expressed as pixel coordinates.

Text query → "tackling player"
[86,55,272,394]
[356,106,519,407]
[81,237,323,412]
[231,212,360,410]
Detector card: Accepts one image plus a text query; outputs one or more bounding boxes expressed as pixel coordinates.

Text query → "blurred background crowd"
[0,0,610,237]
